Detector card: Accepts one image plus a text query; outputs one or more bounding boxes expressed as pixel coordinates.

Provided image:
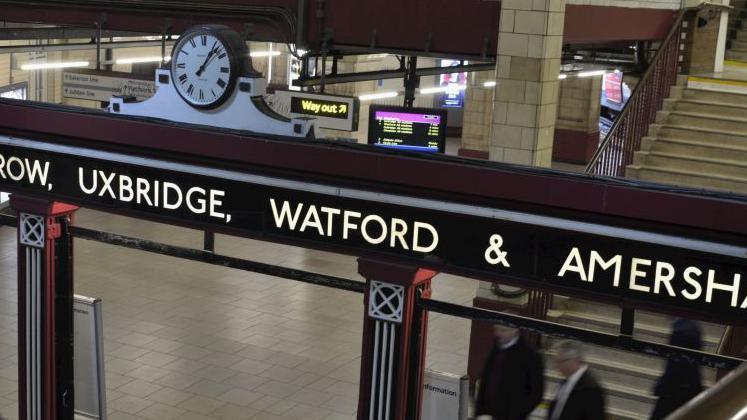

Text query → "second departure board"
[367,105,447,153]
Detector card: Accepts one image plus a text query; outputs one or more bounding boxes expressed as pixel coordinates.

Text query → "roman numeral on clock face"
[216,79,226,88]
[179,74,188,84]
[189,38,196,48]
[187,84,194,95]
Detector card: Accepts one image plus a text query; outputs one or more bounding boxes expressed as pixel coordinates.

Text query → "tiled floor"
[0,208,478,420]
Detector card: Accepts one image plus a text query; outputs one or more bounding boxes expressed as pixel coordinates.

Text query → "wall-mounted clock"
[170,25,250,109]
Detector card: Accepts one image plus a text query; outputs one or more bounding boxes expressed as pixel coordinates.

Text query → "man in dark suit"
[548,341,606,420]
[475,318,544,420]
[650,319,703,419]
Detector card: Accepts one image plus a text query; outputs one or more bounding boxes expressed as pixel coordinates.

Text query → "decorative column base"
[356,259,437,420]
[11,196,78,420]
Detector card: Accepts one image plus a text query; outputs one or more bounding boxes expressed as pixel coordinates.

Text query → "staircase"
[727,0,747,61]
[626,81,747,194]
[534,298,724,420]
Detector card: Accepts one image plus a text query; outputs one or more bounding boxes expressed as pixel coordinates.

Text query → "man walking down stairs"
[727,0,747,62]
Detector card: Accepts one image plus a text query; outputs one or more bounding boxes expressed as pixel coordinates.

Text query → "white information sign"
[74,295,107,419]
[63,71,155,102]
[422,369,468,420]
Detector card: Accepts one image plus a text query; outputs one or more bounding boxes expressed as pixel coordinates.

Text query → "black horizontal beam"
[0,214,365,293]
[294,62,495,86]
[0,39,173,54]
[418,297,743,371]
[70,226,367,293]
[1,213,742,369]
[0,27,156,40]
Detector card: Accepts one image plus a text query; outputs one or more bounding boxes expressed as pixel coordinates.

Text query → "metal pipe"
[295,62,495,87]
[0,39,173,54]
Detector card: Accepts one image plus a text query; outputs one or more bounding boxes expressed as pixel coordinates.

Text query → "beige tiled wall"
[461,71,495,153]
[489,0,565,167]
[556,76,602,133]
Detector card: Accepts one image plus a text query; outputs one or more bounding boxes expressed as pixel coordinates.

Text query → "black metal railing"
[1,214,741,370]
[586,10,685,176]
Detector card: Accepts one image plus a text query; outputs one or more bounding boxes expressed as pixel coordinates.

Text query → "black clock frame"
[170,25,250,110]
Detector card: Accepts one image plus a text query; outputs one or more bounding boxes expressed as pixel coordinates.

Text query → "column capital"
[357,258,437,287]
[10,195,78,217]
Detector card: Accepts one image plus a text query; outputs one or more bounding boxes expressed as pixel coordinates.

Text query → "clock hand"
[201,46,224,72]
[195,40,218,77]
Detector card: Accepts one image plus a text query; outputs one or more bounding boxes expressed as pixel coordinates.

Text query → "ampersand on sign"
[484,234,510,267]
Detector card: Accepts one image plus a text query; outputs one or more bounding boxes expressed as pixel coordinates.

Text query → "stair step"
[556,299,726,340]
[682,88,747,107]
[641,151,747,180]
[532,403,648,420]
[658,125,747,147]
[726,49,747,61]
[545,371,656,405]
[738,30,747,41]
[675,99,747,119]
[647,137,747,162]
[558,310,723,351]
[626,165,747,194]
[732,39,747,50]
[545,350,664,391]
[665,112,747,134]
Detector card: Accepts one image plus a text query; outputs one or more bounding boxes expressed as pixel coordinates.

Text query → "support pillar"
[489,0,565,166]
[11,196,78,420]
[458,70,494,159]
[356,259,437,420]
[553,75,603,164]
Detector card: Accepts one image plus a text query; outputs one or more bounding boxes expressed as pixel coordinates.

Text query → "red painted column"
[11,196,78,420]
[356,259,437,420]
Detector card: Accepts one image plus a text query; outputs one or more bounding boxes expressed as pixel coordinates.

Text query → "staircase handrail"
[718,326,733,355]
[585,9,686,174]
[667,361,747,420]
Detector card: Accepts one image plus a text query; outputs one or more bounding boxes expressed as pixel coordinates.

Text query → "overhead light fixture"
[21,61,89,70]
[558,74,568,80]
[577,70,607,78]
[358,91,398,101]
[115,56,170,64]
[419,85,466,95]
[483,81,496,87]
[250,51,282,57]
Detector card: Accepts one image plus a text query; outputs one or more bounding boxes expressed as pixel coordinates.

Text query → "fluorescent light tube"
[21,61,89,70]
[250,51,282,57]
[577,70,607,78]
[115,56,170,64]
[358,91,398,101]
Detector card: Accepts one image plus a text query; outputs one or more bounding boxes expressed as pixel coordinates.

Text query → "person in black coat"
[547,340,606,420]
[475,321,544,420]
[650,318,704,420]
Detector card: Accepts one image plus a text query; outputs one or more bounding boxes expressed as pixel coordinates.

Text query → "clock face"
[171,30,234,108]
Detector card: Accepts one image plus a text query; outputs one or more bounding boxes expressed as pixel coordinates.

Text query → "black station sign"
[2,137,747,323]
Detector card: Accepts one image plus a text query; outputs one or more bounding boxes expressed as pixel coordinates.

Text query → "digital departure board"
[368,105,447,153]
